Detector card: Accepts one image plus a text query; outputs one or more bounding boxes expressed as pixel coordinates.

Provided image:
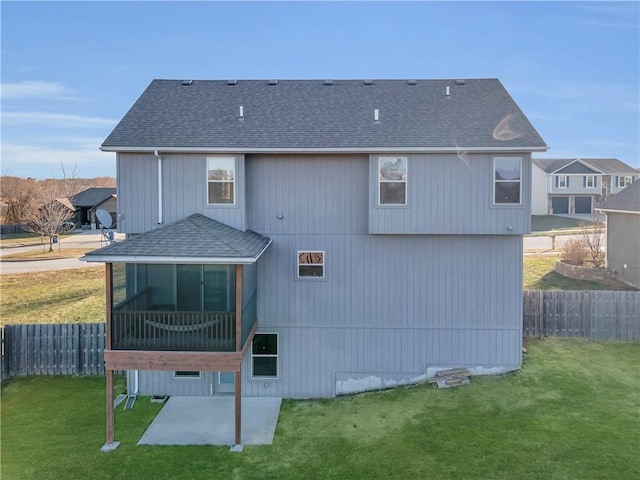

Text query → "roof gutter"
[101,145,548,154]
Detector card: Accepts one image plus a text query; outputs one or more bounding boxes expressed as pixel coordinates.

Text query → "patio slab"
[138,396,282,446]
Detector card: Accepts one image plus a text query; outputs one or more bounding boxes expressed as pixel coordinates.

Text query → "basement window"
[174,371,201,379]
[207,157,236,205]
[252,333,278,379]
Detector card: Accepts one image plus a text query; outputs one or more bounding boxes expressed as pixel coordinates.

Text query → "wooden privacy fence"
[2,290,639,380]
[523,290,640,341]
[1,323,105,380]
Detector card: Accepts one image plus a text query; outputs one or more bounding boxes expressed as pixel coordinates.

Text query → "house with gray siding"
[595,182,640,288]
[531,158,638,215]
[84,78,546,448]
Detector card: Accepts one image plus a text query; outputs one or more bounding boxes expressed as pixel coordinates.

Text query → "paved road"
[0,231,593,274]
[0,230,124,274]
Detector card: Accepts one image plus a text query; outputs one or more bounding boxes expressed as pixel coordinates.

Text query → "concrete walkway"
[138,396,282,446]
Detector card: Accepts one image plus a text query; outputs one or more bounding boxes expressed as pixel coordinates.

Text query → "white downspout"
[134,370,139,395]
[154,150,163,224]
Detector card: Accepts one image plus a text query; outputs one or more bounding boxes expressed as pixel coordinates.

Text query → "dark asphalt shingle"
[102,79,546,151]
[533,158,637,175]
[71,188,117,208]
[595,181,640,213]
[84,214,271,261]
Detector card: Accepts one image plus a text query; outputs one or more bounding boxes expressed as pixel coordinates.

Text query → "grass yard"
[523,254,635,291]
[1,247,93,261]
[0,267,105,327]
[1,338,638,479]
[530,215,600,233]
[0,232,74,247]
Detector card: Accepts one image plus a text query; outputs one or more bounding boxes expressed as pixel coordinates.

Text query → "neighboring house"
[70,187,117,227]
[89,194,118,228]
[595,182,640,288]
[531,158,638,215]
[83,78,547,447]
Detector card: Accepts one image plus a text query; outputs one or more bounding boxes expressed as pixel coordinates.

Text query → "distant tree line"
[0,165,115,251]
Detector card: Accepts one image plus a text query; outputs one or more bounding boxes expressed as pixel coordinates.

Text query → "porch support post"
[102,263,119,452]
[235,264,243,352]
[234,369,242,448]
[231,263,243,451]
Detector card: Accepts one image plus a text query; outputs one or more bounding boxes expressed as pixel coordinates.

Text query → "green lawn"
[1,338,638,480]
[530,215,600,233]
[523,255,635,290]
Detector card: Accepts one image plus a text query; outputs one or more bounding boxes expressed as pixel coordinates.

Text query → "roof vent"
[268,80,278,85]
[455,79,466,85]
[182,80,193,86]
[227,80,237,85]
[407,79,417,85]
[324,80,334,85]
[446,85,451,97]
[363,80,373,85]
[239,106,244,119]
[374,109,380,122]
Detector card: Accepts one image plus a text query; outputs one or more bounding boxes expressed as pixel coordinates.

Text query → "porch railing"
[111,310,236,352]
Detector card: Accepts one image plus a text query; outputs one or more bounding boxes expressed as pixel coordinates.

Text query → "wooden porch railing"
[111,310,236,352]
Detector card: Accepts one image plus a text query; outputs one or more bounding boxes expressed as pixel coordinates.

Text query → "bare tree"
[579,220,606,268]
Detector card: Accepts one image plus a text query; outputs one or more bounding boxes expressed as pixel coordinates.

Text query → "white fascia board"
[101,145,548,154]
[594,208,640,215]
[81,255,259,264]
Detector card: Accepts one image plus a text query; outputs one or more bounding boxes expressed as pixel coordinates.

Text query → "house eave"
[81,255,261,264]
[595,208,640,215]
[100,145,548,154]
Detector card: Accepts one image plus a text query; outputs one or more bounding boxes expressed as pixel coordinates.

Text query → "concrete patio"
[138,396,282,446]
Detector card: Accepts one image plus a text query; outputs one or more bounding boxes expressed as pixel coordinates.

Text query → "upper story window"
[297,251,324,279]
[584,176,595,188]
[618,176,633,188]
[378,157,407,205]
[207,157,235,205]
[493,157,522,205]
[556,175,568,188]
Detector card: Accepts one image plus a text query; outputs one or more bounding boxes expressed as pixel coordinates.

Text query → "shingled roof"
[102,78,546,152]
[71,188,117,208]
[532,158,637,175]
[595,181,640,213]
[82,214,271,264]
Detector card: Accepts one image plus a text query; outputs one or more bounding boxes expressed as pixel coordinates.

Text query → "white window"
[251,333,278,379]
[378,156,407,205]
[557,175,568,188]
[585,176,595,188]
[297,251,324,278]
[618,176,633,188]
[493,157,522,204]
[207,157,236,204]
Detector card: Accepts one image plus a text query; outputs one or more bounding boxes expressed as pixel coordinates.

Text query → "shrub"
[561,238,588,265]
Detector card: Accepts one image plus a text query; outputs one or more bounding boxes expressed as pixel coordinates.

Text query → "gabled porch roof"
[82,213,271,264]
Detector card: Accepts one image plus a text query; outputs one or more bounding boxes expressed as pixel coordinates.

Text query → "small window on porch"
[252,333,278,379]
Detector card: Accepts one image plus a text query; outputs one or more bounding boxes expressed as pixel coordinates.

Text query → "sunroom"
[82,213,271,450]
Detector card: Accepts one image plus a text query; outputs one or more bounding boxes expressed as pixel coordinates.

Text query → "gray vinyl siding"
[549,175,600,195]
[556,162,598,175]
[117,152,246,234]
[244,234,523,398]
[129,370,213,396]
[606,212,640,288]
[368,153,532,235]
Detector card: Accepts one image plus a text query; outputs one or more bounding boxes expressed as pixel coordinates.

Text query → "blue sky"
[1,1,639,179]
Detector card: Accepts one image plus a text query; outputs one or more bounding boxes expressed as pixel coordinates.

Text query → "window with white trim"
[207,157,236,204]
[297,251,324,278]
[378,156,407,205]
[618,176,633,188]
[252,333,278,379]
[493,157,522,204]
[585,176,595,188]
[557,175,568,189]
